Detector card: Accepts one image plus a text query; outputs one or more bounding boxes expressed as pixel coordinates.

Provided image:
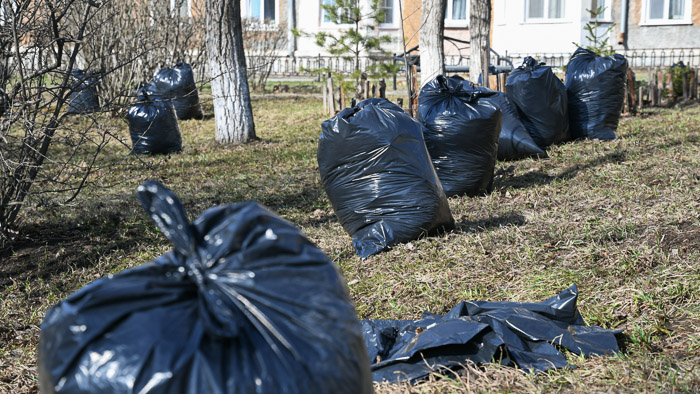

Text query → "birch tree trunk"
[419,0,445,87]
[205,0,256,144]
[469,0,490,85]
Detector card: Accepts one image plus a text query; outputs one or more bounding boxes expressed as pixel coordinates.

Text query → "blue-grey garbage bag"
[38,181,372,394]
[506,57,569,148]
[418,75,502,196]
[318,98,454,258]
[364,285,622,384]
[492,92,546,160]
[67,69,100,114]
[127,89,183,154]
[565,48,628,141]
[153,62,204,120]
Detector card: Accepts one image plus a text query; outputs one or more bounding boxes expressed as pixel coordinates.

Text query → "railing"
[256,48,700,78]
[501,48,700,69]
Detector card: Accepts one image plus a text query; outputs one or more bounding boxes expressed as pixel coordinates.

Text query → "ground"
[0,94,699,392]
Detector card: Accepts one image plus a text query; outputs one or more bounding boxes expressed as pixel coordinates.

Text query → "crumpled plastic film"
[364,285,622,384]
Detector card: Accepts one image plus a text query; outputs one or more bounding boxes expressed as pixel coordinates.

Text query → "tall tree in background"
[419,0,445,87]
[205,0,256,143]
[469,0,490,86]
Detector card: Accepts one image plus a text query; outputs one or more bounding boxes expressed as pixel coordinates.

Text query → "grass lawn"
[1,95,699,392]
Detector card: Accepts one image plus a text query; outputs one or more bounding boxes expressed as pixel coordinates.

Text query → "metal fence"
[260,48,700,77]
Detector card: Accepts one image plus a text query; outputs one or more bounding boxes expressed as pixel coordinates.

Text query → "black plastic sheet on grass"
[565,48,628,141]
[318,98,455,258]
[418,75,502,197]
[363,285,621,384]
[38,181,372,394]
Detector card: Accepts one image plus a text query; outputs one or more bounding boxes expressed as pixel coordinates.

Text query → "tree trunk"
[205,0,256,144]
[419,0,445,87]
[469,0,490,85]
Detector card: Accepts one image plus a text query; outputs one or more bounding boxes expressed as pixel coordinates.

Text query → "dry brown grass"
[1,96,699,393]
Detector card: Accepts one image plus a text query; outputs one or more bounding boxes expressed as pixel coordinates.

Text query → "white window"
[321,0,354,26]
[526,0,565,20]
[170,0,191,18]
[378,0,394,26]
[445,0,469,27]
[641,0,692,25]
[590,0,612,21]
[245,0,278,23]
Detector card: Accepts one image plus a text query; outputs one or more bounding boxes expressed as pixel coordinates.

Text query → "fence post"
[327,72,336,113]
[627,68,636,114]
[410,65,418,117]
[379,79,386,98]
[339,84,345,109]
[392,53,397,91]
[323,74,328,114]
[317,53,321,82]
[638,85,644,109]
[682,71,688,100]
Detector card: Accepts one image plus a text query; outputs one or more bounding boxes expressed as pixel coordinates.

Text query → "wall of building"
[292,0,403,57]
[619,0,700,49]
[492,0,586,55]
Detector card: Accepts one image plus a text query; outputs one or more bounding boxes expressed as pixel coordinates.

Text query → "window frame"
[640,0,692,26]
[377,0,396,28]
[320,0,354,27]
[444,0,469,28]
[524,0,567,23]
[589,0,613,22]
[243,0,280,25]
[170,0,192,18]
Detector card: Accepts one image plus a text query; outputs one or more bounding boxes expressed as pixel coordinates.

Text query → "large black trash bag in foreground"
[153,62,204,120]
[565,48,628,141]
[418,75,502,197]
[492,92,546,160]
[318,98,454,258]
[506,57,569,149]
[363,285,621,383]
[67,69,100,114]
[127,89,183,154]
[38,181,373,394]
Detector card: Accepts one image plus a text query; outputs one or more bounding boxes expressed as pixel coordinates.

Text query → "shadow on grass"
[0,207,151,289]
[455,213,526,234]
[497,151,627,190]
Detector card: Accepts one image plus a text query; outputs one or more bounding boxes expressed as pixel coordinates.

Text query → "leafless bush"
[243,19,287,91]
[68,0,207,112]
[0,0,156,246]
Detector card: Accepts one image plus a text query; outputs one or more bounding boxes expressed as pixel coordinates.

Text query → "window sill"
[445,21,468,28]
[639,20,692,26]
[521,19,571,24]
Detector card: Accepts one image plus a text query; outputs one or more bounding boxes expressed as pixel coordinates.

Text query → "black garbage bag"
[364,285,621,384]
[67,69,100,115]
[418,75,502,197]
[38,181,373,394]
[492,92,546,160]
[506,57,569,148]
[153,62,204,120]
[318,98,454,258]
[565,48,628,141]
[127,90,183,154]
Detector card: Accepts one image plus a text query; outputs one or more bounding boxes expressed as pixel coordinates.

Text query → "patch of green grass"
[1,96,699,393]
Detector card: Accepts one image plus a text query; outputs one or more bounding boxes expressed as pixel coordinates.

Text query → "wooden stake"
[627,68,636,114]
[379,79,386,98]
[371,83,376,98]
[322,76,328,114]
[638,85,644,109]
[682,72,688,100]
[327,73,336,113]
[411,65,419,117]
[338,85,344,109]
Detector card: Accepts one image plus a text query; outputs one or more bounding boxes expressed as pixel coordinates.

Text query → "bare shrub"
[243,19,287,91]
